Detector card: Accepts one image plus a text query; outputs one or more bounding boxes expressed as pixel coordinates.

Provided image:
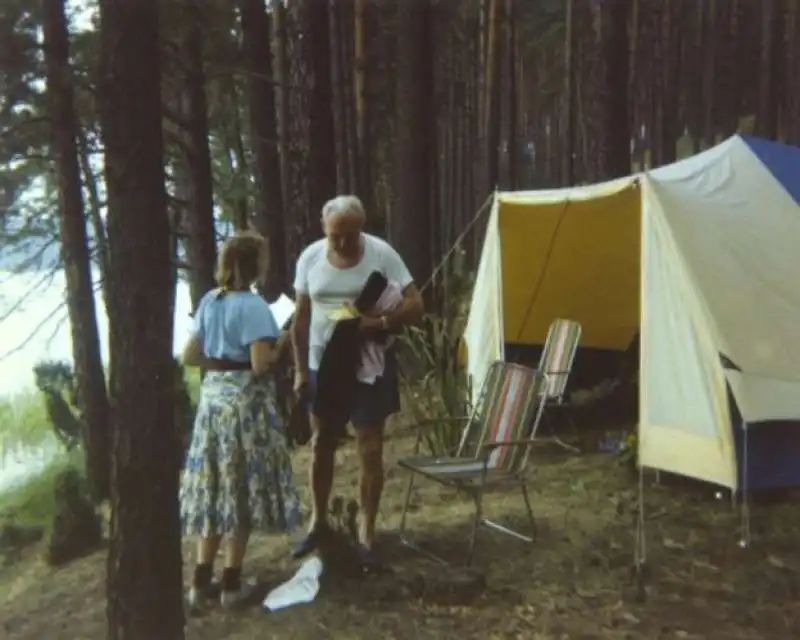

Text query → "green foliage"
[0,390,53,450]
[399,246,473,457]
[0,1,55,261]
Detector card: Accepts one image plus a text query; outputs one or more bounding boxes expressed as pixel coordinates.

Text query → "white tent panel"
[648,136,736,182]
[649,137,800,422]
[638,179,737,489]
[725,372,800,424]
[463,199,505,406]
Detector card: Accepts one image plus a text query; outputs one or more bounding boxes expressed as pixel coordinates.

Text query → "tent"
[463,134,800,493]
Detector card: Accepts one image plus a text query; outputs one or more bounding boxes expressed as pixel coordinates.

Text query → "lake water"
[0,270,194,492]
[0,269,195,399]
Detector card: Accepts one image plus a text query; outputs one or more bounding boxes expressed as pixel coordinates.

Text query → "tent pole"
[738,420,751,549]
[634,460,647,601]
[419,193,494,294]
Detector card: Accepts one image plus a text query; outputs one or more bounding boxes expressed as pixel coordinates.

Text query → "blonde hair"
[215,230,267,292]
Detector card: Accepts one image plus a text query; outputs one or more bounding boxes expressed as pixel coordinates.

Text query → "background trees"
[1,0,799,635]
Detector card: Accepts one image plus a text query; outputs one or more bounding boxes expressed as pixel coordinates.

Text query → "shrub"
[33,359,83,450]
[45,465,102,567]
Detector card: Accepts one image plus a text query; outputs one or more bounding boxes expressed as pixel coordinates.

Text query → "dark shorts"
[308,351,401,429]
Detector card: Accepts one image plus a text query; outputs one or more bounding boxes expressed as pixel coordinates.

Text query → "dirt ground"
[1,421,799,640]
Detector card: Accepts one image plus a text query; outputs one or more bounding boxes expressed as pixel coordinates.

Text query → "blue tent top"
[740,134,800,206]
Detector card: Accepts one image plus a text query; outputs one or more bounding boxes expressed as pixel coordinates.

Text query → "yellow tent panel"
[498,183,641,350]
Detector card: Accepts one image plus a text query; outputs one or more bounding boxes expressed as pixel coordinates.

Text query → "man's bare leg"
[355,424,385,549]
[309,413,335,530]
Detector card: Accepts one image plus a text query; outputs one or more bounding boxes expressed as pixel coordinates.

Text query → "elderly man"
[290,195,423,567]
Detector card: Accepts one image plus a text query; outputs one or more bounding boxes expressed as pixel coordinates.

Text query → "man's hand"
[293,369,309,400]
[358,315,384,333]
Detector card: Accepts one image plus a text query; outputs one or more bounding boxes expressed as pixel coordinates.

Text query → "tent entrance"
[505,343,634,393]
[497,184,642,392]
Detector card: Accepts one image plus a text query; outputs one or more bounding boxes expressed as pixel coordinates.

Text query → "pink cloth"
[358,281,404,384]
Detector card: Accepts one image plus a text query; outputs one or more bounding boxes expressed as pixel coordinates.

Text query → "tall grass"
[0,389,76,527]
[0,450,83,527]
[0,391,54,453]
[398,246,474,456]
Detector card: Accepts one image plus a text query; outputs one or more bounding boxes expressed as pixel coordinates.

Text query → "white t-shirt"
[293,233,414,370]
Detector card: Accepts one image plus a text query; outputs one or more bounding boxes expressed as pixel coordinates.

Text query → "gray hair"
[321,195,366,221]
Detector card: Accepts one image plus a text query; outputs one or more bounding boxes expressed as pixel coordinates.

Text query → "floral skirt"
[180,371,301,537]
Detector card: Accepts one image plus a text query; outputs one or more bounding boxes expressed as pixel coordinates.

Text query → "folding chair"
[538,319,582,444]
[398,361,548,566]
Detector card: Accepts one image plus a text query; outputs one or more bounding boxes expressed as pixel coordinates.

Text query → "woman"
[180,231,300,610]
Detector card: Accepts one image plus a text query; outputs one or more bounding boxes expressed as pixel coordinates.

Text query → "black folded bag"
[312,270,390,436]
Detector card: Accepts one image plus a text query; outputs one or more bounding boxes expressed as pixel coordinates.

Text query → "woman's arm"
[250,339,277,375]
[243,295,285,376]
[181,334,206,368]
[184,293,209,368]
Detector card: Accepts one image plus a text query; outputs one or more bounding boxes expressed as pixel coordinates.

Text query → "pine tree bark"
[756,0,784,139]
[180,0,216,308]
[393,0,434,290]
[42,0,111,502]
[786,0,800,144]
[562,0,576,185]
[483,0,501,192]
[98,0,184,636]
[285,0,337,256]
[307,4,338,217]
[329,0,350,193]
[593,0,631,179]
[240,0,287,297]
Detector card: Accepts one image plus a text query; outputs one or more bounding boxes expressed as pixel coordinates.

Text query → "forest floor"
[1,419,800,640]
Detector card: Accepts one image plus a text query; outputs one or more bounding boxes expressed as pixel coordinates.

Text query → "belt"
[204,358,251,372]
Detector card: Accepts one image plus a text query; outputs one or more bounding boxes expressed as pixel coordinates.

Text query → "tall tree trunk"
[240,0,287,298]
[285,3,313,255]
[393,0,434,290]
[76,126,112,310]
[273,0,291,209]
[307,5,338,219]
[98,0,184,636]
[756,0,784,139]
[594,0,631,179]
[340,0,360,196]
[42,0,111,503]
[181,0,217,308]
[483,0,501,192]
[701,0,718,147]
[785,0,800,144]
[562,0,576,186]
[505,0,518,188]
[353,0,373,203]
[329,0,350,193]
[284,0,337,257]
